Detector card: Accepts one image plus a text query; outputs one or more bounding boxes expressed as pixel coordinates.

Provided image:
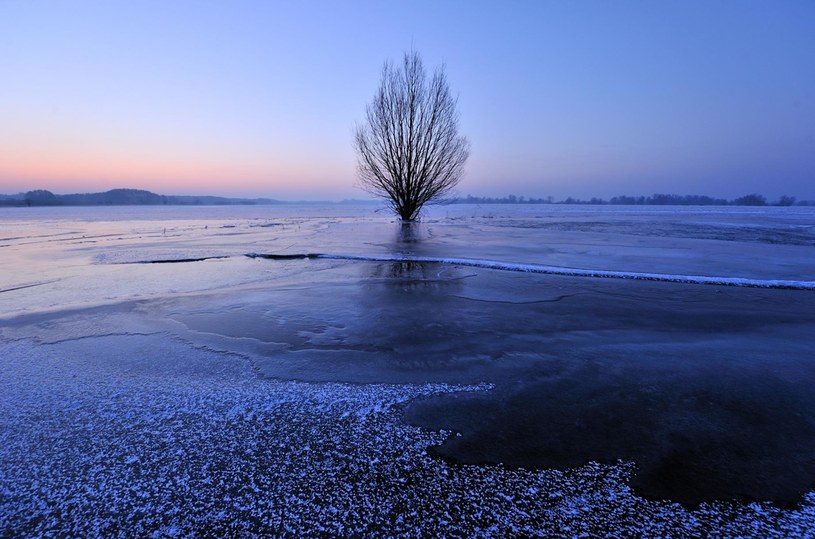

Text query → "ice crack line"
[0,280,61,294]
[246,252,815,290]
[125,255,231,264]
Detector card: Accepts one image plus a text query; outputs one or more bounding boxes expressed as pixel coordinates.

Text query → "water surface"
[2,203,815,534]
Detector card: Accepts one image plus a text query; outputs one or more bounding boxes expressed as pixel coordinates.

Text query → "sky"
[1,1,813,201]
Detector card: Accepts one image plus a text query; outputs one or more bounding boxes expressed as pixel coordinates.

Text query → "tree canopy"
[354,51,469,221]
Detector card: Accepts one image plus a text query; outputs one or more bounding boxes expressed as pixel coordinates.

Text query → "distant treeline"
[2,188,812,208]
[451,193,812,206]
[0,189,282,207]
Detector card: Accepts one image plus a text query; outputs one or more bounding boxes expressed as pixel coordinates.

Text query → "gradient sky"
[1,1,813,200]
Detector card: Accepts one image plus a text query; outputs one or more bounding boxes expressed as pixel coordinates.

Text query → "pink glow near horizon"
[0,138,355,197]
[1,2,812,200]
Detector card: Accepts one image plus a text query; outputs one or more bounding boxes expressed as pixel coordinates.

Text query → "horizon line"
[1,187,812,206]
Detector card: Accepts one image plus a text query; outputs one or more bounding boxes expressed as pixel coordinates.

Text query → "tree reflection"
[394,220,424,244]
[368,260,461,292]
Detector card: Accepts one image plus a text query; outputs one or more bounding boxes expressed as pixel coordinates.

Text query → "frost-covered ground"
[1,204,814,536]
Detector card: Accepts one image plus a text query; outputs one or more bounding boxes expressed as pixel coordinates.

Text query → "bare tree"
[354,51,469,221]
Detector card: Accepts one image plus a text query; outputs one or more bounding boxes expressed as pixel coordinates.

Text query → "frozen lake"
[1,203,815,536]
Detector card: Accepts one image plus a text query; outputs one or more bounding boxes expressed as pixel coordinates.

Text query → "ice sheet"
[2,204,815,534]
[3,336,813,536]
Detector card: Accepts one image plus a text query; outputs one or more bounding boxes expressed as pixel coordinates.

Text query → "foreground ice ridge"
[245,253,815,290]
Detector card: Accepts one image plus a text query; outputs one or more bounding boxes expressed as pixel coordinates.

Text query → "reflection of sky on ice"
[2,204,814,315]
[1,204,815,535]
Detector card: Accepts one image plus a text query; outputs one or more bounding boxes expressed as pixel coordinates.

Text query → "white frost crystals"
[2,336,814,537]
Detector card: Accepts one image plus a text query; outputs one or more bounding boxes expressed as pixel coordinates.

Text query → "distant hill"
[0,189,283,207]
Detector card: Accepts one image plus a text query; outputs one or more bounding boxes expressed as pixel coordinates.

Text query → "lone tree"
[354,51,469,221]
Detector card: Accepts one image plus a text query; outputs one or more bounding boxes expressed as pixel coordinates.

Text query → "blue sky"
[1,0,813,200]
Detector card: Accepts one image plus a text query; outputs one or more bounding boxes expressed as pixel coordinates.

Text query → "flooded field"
[1,204,814,536]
